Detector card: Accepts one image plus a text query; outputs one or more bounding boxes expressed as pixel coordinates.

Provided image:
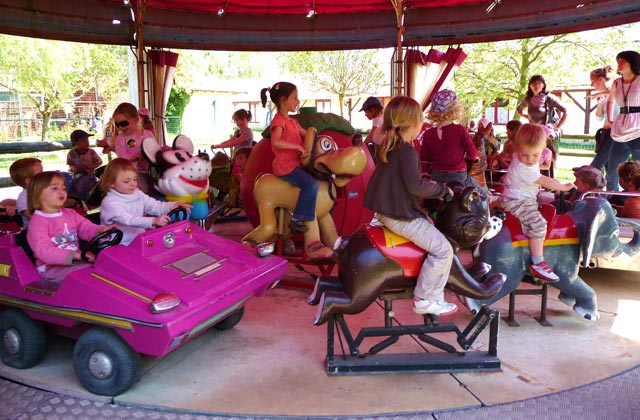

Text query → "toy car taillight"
[256,242,275,257]
[151,293,180,313]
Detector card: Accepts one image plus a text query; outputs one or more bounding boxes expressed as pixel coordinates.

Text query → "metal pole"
[134,0,147,108]
[392,0,404,96]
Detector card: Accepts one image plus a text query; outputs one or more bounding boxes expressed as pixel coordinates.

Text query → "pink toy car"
[0,220,287,396]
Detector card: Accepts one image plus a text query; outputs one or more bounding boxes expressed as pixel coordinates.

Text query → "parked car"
[0,220,286,396]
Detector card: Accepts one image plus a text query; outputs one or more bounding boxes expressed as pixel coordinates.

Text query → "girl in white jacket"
[100,158,188,245]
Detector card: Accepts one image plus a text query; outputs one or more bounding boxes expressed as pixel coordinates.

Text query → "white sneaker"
[574,305,600,321]
[413,298,458,316]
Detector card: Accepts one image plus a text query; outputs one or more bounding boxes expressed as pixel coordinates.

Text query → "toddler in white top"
[100,158,189,245]
[500,123,575,283]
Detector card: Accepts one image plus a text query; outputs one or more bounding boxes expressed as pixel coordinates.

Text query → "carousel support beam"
[392,0,404,96]
[133,0,148,109]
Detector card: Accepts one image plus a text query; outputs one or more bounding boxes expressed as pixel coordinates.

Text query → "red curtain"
[147,50,179,146]
[405,47,466,111]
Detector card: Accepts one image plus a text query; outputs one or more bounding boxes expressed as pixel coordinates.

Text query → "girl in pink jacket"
[26,171,113,281]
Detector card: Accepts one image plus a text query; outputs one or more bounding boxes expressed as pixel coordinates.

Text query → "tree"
[453,25,634,120]
[0,35,127,141]
[279,50,385,118]
[166,86,191,117]
[74,43,128,108]
[175,50,265,84]
[0,36,80,141]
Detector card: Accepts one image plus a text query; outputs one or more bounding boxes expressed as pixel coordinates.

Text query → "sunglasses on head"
[115,120,130,128]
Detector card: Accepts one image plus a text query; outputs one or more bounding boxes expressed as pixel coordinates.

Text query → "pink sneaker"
[529,261,559,283]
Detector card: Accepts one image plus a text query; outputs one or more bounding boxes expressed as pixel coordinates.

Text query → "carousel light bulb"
[217,8,225,16]
[112,19,121,25]
[306,9,316,19]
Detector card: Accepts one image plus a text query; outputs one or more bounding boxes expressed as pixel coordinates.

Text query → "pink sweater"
[27,208,100,269]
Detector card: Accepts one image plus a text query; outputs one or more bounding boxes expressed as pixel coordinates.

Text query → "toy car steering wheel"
[81,229,123,262]
[167,207,189,223]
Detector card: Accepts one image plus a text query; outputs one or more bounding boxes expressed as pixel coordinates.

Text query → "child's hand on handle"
[153,215,171,227]
[171,202,192,213]
[97,225,118,234]
[297,146,309,158]
[75,250,95,263]
[443,186,454,202]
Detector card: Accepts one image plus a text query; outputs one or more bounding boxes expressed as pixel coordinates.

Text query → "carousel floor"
[0,217,639,419]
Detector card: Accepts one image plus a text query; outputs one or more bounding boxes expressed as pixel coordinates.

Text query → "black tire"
[72,328,141,396]
[0,309,47,369]
[214,306,245,330]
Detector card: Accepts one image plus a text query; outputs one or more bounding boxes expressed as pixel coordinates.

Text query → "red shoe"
[529,261,559,283]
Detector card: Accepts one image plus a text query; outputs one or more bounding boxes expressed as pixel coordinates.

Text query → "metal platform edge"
[326,351,501,375]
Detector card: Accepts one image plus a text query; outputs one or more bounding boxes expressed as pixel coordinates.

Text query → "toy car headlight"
[151,292,180,313]
[256,242,275,257]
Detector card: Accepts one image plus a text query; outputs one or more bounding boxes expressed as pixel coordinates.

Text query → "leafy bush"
[166,86,191,117]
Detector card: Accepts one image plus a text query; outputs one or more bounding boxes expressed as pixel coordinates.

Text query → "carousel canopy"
[0,0,638,51]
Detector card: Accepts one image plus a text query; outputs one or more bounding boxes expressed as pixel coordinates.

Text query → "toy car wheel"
[73,328,141,396]
[214,306,245,330]
[0,308,47,369]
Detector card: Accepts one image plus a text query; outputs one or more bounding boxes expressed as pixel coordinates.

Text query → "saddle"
[365,224,425,278]
[502,203,574,243]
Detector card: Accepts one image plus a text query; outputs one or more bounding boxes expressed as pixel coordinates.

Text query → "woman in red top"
[260,82,333,260]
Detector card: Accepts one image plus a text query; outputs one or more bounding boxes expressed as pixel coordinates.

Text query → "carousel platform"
[1,217,639,419]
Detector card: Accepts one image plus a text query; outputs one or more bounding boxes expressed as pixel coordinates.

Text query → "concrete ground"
[0,217,638,418]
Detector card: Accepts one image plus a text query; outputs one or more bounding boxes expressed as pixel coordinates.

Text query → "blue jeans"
[280,167,318,221]
[590,128,614,188]
[606,136,640,191]
[430,170,481,189]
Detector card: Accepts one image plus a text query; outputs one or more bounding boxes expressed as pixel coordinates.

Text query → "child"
[469,118,495,189]
[420,89,480,188]
[495,120,522,170]
[99,158,188,245]
[67,129,103,202]
[610,161,640,207]
[619,174,640,219]
[0,199,19,226]
[572,165,606,194]
[551,165,605,213]
[477,118,499,159]
[26,171,113,281]
[259,81,333,260]
[112,102,155,193]
[364,96,456,316]
[500,123,575,282]
[138,108,155,135]
[211,109,254,153]
[360,96,384,158]
[96,118,117,155]
[540,140,558,174]
[9,157,43,227]
[232,147,251,186]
